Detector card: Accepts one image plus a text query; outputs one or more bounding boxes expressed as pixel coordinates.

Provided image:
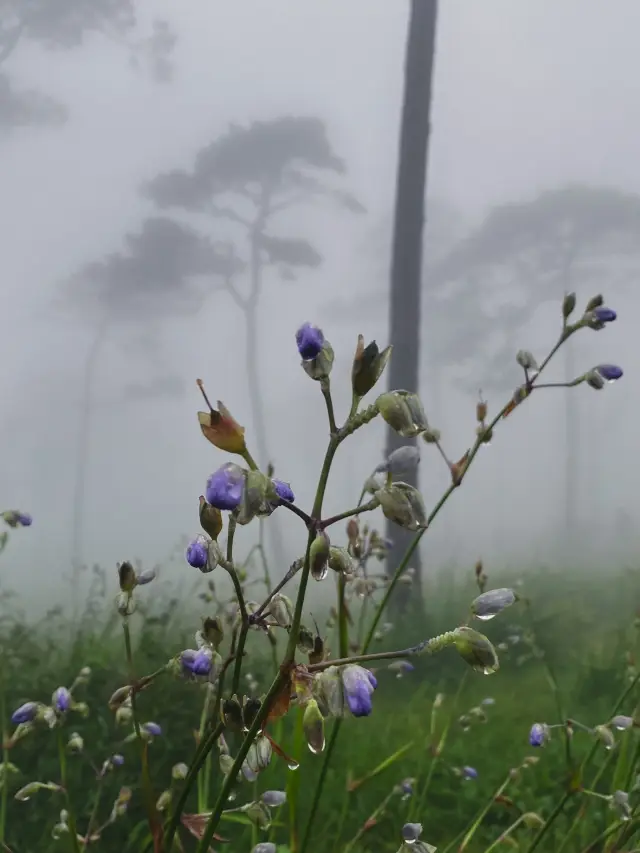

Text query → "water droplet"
[307,739,325,755]
[313,566,328,582]
[404,839,417,846]
[475,613,496,622]
[287,760,300,771]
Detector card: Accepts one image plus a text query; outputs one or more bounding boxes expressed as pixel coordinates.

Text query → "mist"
[1,0,636,613]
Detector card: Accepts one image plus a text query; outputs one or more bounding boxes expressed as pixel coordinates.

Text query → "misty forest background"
[1,1,639,851]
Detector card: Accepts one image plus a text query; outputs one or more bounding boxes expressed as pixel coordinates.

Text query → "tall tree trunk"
[247,209,287,573]
[71,321,108,611]
[384,0,438,612]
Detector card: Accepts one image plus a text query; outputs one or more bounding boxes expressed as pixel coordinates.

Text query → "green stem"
[450,772,513,853]
[320,500,379,530]
[83,776,105,846]
[0,662,8,845]
[343,789,395,853]
[57,730,82,853]
[197,687,214,812]
[122,617,159,848]
[301,719,343,853]
[483,815,526,853]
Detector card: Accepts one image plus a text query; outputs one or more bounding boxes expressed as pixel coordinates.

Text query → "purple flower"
[181,648,213,677]
[594,307,617,324]
[463,766,478,780]
[206,463,245,511]
[142,721,162,737]
[111,754,125,767]
[529,722,547,747]
[597,364,623,382]
[11,701,37,725]
[2,511,32,528]
[52,687,71,713]
[272,479,295,504]
[341,665,377,717]
[401,779,414,796]
[17,513,32,527]
[186,536,208,569]
[296,323,324,360]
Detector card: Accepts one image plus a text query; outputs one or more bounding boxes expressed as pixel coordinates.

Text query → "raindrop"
[474,613,496,622]
[287,760,300,771]
[307,739,325,755]
[313,566,328,582]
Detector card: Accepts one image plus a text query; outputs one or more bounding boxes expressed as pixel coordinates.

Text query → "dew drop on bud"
[287,760,300,771]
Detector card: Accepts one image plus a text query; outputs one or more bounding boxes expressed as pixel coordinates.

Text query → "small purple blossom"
[593,306,617,324]
[272,479,295,503]
[111,754,125,767]
[16,513,32,527]
[462,766,478,780]
[142,721,162,737]
[181,648,213,677]
[295,323,324,360]
[11,701,37,725]
[186,536,208,569]
[529,722,547,747]
[53,687,71,713]
[206,463,245,511]
[596,364,623,382]
[341,665,377,717]
[2,511,32,528]
[401,779,414,796]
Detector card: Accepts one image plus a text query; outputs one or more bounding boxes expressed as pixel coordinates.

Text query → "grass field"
[1,560,639,853]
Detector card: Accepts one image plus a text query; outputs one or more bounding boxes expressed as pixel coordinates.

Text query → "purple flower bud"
[401,779,414,795]
[181,648,212,677]
[596,364,623,382]
[53,687,71,713]
[272,479,295,503]
[17,513,32,527]
[205,463,245,511]
[529,722,547,747]
[142,721,162,737]
[296,323,324,360]
[186,537,208,569]
[594,307,616,324]
[463,766,478,780]
[2,511,32,528]
[136,568,156,586]
[111,754,125,767]
[341,665,377,718]
[11,701,37,725]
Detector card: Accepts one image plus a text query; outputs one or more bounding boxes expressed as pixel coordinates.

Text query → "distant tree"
[0,0,174,133]
[64,217,241,575]
[384,0,438,609]
[427,184,640,534]
[141,115,364,569]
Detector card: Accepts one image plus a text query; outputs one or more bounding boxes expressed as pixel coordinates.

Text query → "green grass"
[1,564,640,853]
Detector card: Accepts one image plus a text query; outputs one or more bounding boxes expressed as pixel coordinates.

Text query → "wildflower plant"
[0,291,629,852]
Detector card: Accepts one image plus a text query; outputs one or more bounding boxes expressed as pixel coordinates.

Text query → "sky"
[0,0,637,610]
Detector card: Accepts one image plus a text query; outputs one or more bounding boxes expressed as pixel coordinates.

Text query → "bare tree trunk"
[71,321,108,611]
[247,209,287,573]
[384,0,438,612]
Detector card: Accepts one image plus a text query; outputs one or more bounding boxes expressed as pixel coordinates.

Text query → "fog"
[1,0,636,611]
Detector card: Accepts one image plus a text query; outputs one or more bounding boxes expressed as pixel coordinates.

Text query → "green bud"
[156,790,172,812]
[296,625,315,653]
[376,390,428,438]
[221,696,244,730]
[313,666,345,718]
[594,724,615,750]
[522,812,545,829]
[422,427,441,444]
[351,335,392,399]
[171,762,188,781]
[303,699,326,754]
[268,594,293,628]
[244,801,271,830]
[562,292,577,319]
[328,546,357,577]
[67,732,84,753]
[245,736,272,773]
[309,532,331,581]
[15,781,63,801]
[199,497,223,540]
[237,471,279,525]
[202,616,224,648]
[585,369,605,390]
[452,626,500,675]
[516,350,539,371]
[117,561,136,593]
[585,294,604,312]
[376,483,427,531]
[302,341,335,382]
[219,753,235,776]
[610,790,631,821]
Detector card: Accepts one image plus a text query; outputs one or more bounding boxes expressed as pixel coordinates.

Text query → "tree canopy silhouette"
[0,0,174,131]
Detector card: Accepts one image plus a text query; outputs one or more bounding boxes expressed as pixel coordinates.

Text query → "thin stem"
[279,500,314,527]
[321,381,338,436]
[301,720,343,853]
[483,815,526,853]
[0,662,8,846]
[197,687,214,812]
[251,562,302,623]
[57,730,82,853]
[122,617,159,848]
[320,500,379,530]
[307,638,451,673]
[83,776,105,846]
[443,772,513,853]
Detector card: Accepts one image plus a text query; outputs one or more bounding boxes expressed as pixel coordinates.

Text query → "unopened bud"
[562,292,577,320]
[303,699,325,754]
[376,483,427,531]
[471,588,517,621]
[117,561,136,593]
[268,594,294,628]
[452,627,499,675]
[156,790,172,812]
[237,471,279,525]
[199,497,223,540]
[476,399,488,422]
[328,546,357,577]
[309,532,331,581]
[382,445,421,477]
[376,391,428,438]
[351,335,392,399]
[585,294,604,312]
[202,616,224,648]
[594,724,615,750]
[67,732,84,753]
